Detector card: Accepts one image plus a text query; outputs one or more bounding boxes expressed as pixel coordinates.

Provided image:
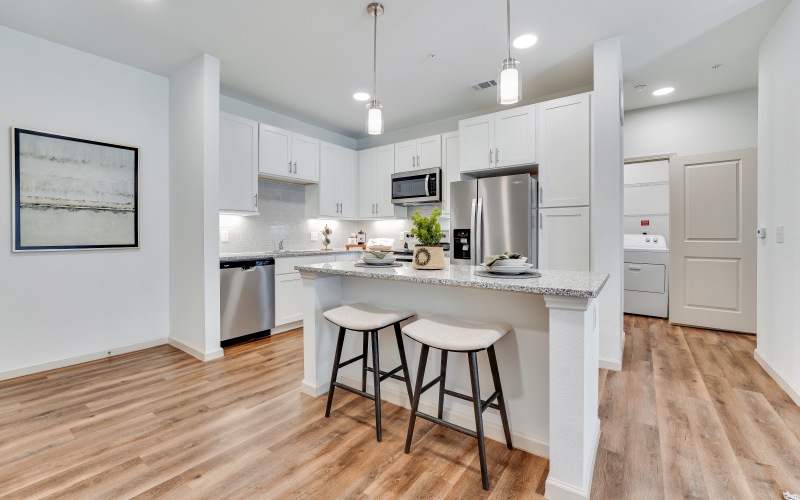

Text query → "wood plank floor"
[0,329,547,499]
[2,316,799,499]
[591,315,800,499]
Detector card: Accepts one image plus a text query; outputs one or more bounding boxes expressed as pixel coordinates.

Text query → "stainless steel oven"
[391,167,441,206]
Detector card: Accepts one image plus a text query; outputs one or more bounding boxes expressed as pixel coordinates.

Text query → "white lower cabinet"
[274,255,336,330]
[538,206,590,271]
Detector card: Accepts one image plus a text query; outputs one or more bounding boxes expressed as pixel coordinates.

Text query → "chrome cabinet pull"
[293,162,297,174]
[495,148,499,165]
[254,194,258,208]
[539,185,543,204]
[417,154,420,167]
[375,203,378,214]
[489,149,493,164]
[288,161,292,173]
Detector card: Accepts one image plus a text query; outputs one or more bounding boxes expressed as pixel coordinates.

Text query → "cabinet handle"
[288,161,292,173]
[489,149,493,164]
[417,154,420,167]
[495,148,499,165]
[375,203,378,214]
[339,202,342,213]
[539,212,543,229]
[254,193,258,208]
[539,185,543,204]
[293,162,297,174]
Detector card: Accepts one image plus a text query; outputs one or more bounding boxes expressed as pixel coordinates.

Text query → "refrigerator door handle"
[470,199,477,265]
[476,197,484,265]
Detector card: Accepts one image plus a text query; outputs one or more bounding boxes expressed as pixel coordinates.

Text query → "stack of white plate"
[362,252,396,266]
[481,257,533,275]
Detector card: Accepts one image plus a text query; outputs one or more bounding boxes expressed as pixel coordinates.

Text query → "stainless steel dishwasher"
[220,259,275,345]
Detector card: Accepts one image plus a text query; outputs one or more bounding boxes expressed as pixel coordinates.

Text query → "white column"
[544,295,601,500]
[592,37,625,371]
[299,271,343,397]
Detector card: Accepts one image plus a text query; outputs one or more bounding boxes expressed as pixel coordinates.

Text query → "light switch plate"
[310,231,318,241]
[776,225,785,243]
[220,230,229,243]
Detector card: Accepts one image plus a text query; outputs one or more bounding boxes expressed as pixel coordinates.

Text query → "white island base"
[297,262,607,500]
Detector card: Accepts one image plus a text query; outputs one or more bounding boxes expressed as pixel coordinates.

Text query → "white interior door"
[669,149,757,333]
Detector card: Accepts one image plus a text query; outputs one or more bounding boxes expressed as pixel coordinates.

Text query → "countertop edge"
[220,250,361,261]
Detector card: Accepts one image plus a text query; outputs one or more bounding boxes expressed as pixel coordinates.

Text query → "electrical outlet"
[310,231,318,241]
[220,230,229,243]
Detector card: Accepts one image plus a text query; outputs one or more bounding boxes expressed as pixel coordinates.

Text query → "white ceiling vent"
[471,80,497,91]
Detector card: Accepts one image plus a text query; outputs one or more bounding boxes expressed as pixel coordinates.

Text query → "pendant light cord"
[373,8,378,98]
[507,0,511,61]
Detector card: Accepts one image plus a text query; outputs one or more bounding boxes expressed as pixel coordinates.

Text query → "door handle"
[476,198,484,264]
[470,199,477,265]
[424,175,430,196]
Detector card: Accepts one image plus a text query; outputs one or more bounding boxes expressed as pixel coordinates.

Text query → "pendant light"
[498,0,520,105]
[366,3,384,135]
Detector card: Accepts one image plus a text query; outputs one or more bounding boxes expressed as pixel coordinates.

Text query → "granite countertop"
[220,249,361,262]
[295,261,609,298]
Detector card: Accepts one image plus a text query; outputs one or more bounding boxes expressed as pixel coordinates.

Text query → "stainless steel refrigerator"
[450,174,538,266]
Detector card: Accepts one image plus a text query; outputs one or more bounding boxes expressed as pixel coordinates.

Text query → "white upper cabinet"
[459,104,536,173]
[219,112,259,214]
[440,131,460,216]
[537,93,591,208]
[317,142,357,218]
[258,123,319,183]
[394,134,441,172]
[359,144,398,218]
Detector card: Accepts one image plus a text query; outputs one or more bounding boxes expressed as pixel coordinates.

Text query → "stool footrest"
[365,365,408,383]
[421,374,444,395]
[443,389,501,412]
[338,354,365,369]
[415,411,478,439]
[332,382,375,401]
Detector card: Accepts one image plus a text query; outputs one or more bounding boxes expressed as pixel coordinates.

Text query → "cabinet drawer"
[624,263,666,293]
[275,254,336,274]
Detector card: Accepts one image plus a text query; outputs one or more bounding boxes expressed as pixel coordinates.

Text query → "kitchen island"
[296,261,608,500]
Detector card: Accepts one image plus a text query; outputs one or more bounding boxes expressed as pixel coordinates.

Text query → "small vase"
[412,244,445,270]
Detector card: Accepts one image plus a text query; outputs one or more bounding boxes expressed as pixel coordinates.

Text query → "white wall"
[623,159,670,243]
[0,26,170,379]
[592,37,625,370]
[169,54,223,361]
[624,88,758,159]
[755,0,800,404]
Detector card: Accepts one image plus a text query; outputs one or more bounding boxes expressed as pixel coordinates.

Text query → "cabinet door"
[275,273,303,325]
[358,148,377,218]
[291,133,320,183]
[538,94,591,208]
[259,124,292,178]
[318,142,338,217]
[394,140,416,172]
[416,134,442,169]
[375,144,396,217]
[336,147,357,218]
[495,104,536,168]
[459,114,494,172]
[538,206,590,272]
[441,131,459,216]
[219,113,258,213]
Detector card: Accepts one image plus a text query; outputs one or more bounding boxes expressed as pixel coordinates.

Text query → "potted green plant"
[410,207,445,270]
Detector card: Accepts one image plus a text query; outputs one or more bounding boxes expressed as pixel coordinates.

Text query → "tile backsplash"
[219,179,449,254]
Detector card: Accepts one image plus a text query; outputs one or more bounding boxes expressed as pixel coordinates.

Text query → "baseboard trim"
[599,358,622,371]
[0,337,168,382]
[544,418,601,500]
[338,374,549,458]
[301,379,329,398]
[272,321,302,335]
[168,338,224,362]
[755,349,800,405]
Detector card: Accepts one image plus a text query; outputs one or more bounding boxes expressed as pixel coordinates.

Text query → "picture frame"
[10,127,139,252]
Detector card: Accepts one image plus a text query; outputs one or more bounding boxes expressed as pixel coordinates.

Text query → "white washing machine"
[623,234,669,318]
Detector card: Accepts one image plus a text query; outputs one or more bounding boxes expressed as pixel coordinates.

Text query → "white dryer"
[623,234,669,318]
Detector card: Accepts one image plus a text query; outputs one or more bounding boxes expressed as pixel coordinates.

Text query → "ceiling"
[0,0,788,138]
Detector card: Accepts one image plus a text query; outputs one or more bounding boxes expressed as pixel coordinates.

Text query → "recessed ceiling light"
[513,34,538,49]
[353,92,370,101]
[652,87,675,96]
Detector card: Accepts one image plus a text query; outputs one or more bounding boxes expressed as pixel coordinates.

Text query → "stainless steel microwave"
[391,167,442,206]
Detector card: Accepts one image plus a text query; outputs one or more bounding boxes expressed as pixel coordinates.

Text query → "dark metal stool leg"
[438,350,448,419]
[393,323,414,403]
[371,330,382,442]
[405,344,429,453]
[325,327,347,418]
[361,332,368,392]
[488,345,513,449]
[468,351,490,490]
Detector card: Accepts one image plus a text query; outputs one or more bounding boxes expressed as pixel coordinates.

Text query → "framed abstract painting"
[11,127,139,251]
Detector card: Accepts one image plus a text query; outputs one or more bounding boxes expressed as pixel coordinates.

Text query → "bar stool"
[402,316,513,491]
[323,303,415,442]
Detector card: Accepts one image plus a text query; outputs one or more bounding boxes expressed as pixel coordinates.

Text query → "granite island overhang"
[296,261,609,500]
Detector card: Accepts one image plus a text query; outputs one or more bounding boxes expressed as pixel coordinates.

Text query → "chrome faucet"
[279,239,285,251]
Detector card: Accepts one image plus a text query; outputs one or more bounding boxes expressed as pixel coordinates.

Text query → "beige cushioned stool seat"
[402,316,511,351]
[323,303,415,332]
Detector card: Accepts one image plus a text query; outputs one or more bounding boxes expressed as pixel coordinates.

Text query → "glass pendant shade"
[498,59,520,105]
[366,100,383,135]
